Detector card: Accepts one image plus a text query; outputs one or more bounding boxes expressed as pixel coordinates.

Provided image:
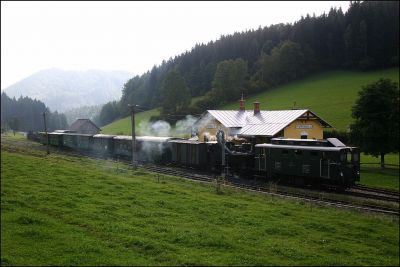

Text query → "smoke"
[138,120,171,137]
[139,139,167,163]
[174,115,198,136]
[193,113,213,131]
[138,115,200,137]
[151,120,171,136]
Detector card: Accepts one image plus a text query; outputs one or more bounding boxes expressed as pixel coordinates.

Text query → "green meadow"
[222,68,399,131]
[1,142,399,266]
[101,108,160,136]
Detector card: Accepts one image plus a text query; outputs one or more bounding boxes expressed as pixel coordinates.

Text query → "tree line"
[97,1,399,126]
[1,92,68,133]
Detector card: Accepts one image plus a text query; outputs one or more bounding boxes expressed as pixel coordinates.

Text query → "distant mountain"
[3,68,132,112]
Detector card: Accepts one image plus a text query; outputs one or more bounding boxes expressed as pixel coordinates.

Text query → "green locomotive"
[255,138,360,187]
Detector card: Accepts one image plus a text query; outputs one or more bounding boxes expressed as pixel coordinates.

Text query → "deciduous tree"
[350,78,399,168]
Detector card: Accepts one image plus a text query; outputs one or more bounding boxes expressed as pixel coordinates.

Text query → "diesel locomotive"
[30,131,360,187]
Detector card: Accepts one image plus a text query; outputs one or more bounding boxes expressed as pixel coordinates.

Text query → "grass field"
[102,68,399,135]
[358,153,399,191]
[101,108,160,135]
[101,96,206,136]
[1,138,399,266]
[223,68,399,130]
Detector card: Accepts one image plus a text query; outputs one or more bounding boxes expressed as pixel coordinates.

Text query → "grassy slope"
[223,68,398,130]
[1,148,399,266]
[101,96,206,135]
[101,108,160,135]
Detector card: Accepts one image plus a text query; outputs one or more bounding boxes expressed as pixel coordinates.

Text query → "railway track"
[346,188,399,203]
[352,184,399,197]
[141,164,399,216]
[2,137,399,216]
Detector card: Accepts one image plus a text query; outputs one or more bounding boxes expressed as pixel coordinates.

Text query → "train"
[28,131,360,188]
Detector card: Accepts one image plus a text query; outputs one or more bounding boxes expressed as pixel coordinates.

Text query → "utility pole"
[43,112,50,155]
[128,104,139,169]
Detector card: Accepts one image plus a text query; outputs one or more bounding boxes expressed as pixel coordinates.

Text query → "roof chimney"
[239,93,245,111]
[254,99,260,115]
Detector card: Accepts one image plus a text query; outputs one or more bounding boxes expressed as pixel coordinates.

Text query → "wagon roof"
[62,133,94,137]
[113,135,174,142]
[271,137,328,142]
[168,139,203,144]
[255,143,350,151]
[93,134,117,138]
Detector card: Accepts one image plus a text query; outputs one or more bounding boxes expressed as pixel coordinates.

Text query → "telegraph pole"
[128,104,138,169]
[43,112,50,155]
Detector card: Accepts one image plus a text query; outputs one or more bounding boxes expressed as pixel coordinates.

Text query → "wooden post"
[43,112,50,155]
[129,104,138,169]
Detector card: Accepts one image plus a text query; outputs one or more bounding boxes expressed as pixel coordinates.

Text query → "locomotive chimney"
[253,99,260,115]
[239,93,245,111]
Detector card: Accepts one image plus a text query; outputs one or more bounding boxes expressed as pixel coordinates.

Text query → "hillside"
[223,68,399,130]
[3,68,132,112]
[101,68,399,134]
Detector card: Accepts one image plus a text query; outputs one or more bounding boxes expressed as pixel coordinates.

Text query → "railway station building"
[195,97,332,143]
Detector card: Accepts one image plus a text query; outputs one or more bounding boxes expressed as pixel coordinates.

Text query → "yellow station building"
[195,98,332,143]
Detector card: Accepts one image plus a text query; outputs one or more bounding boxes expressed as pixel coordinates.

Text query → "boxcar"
[37,132,48,145]
[169,139,208,169]
[63,133,78,150]
[113,135,132,158]
[48,132,64,147]
[136,136,174,163]
[76,134,94,152]
[92,134,116,156]
[113,135,174,163]
[206,141,223,172]
[255,143,360,187]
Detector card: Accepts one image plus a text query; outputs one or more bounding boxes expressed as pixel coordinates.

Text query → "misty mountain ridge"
[3,68,132,112]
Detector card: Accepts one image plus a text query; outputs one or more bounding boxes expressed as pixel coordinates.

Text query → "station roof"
[204,109,331,137]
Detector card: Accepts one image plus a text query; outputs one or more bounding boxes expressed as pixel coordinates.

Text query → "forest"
[97,1,399,126]
[1,92,68,132]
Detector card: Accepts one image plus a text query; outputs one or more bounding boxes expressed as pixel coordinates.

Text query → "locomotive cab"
[338,147,360,184]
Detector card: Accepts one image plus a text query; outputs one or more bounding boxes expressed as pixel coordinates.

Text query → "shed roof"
[69,119,100,131]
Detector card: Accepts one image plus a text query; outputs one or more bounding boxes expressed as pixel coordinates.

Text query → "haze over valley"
[2,68,132,112]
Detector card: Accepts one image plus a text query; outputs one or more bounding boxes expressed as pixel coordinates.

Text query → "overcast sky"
[1,1,350,90]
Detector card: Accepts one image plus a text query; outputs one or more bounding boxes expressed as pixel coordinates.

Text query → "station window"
[282,149,289,155]
[310,151,318,157]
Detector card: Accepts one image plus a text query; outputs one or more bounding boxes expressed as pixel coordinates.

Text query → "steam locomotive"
[29,131,360,187]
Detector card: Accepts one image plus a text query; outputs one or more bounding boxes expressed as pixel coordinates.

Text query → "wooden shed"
[69,119,100,135]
